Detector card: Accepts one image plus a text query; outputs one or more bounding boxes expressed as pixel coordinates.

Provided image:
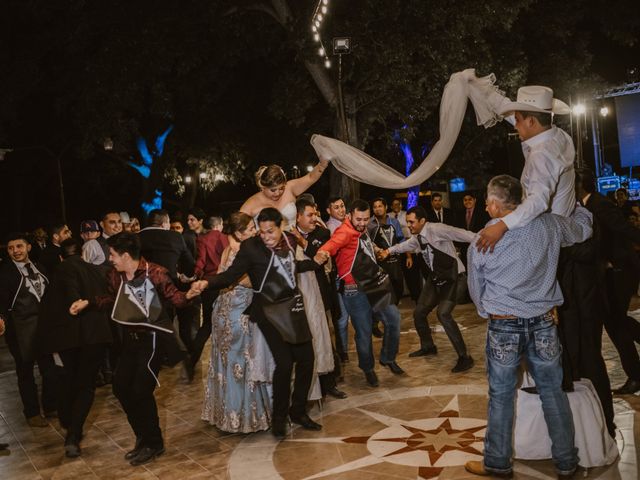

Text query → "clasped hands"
[186,280,208,299]
[313,250,330,265]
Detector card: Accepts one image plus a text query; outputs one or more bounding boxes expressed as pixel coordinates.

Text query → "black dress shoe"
[365,370,379,387]
[129,446,165,466]
[451,355,474,373]
[372,326,383,338]
[408,346,438,357]
[124,438,144,460]
[326,387,348,399]
[271,420,287,439]
[64,442,81,458]
[380,361,405,375]
[290,414,322,431]
[520,386,538,394]
[613,378,640,395]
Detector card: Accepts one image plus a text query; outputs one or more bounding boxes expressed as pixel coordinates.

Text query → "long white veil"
[310,69,511,189]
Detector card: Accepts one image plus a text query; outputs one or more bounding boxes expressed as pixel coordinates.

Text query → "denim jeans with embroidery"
[484,314,578,475]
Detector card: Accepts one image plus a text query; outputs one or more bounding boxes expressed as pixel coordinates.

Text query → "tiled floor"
[1,299,639,479]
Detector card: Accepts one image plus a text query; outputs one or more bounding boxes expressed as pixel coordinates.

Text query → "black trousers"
[402,255,423,302]
[191,289,219,365]
[57,344,106,442]
[176,300,200,354]
[413,275,467,357]
[6,336,57,418]
[257,320,314,422]
[604,268,640,381]
[112,331,163,449]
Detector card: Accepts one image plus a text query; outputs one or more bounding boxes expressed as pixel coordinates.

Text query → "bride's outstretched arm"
[288,159,329,197]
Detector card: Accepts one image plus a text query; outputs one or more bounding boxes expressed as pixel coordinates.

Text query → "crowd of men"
[2,86,640,478]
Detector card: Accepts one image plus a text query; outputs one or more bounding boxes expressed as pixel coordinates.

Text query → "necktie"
[437,210,442,222]
[25,263,42,297]
[417,237,433,269]
[466,209,472,229]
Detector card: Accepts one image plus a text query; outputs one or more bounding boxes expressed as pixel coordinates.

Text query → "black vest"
[96,236,112,266]
[418,240,458,285]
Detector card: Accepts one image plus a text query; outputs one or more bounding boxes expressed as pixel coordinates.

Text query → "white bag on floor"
[514,379,618,467]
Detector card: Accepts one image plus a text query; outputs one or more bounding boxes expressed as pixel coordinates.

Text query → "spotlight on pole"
[572,104,586,115]
[184,175,192,184]
[600,106,609,117]
[333,37,352,55]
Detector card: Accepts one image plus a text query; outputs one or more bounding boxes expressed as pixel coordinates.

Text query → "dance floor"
[1,299,639,479]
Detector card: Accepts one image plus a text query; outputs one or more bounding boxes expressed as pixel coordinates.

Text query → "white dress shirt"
[326,217,343,235]
[388,222,475,274]
[502,126,576,230]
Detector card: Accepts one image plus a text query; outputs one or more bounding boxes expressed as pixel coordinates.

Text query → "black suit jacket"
[205,233,320,321]
[38,256,112,353]
[40,244,62,276]
[427,207,454,225]
[585,192,640,271]
[138,227,195,281]
[455,207,490,233]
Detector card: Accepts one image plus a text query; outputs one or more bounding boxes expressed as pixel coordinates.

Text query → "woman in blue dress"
[201,212,273,433]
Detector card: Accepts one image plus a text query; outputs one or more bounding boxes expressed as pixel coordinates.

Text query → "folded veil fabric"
[310,69,511,189]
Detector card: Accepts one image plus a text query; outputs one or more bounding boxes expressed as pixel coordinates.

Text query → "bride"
[240,161,329,230]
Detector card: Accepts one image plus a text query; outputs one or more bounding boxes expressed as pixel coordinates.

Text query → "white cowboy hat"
[498,85,571,116]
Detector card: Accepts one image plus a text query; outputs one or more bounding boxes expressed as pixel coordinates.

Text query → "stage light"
[600,106,609,117]
[312,25,317,32]
[184,175,192,184]
[103,137,114,151]
[313,33,320,42]
[315,20,320,28]
[318,47,325,56]
[317,13,323,21]
[322,0,328,4]
[572,104,586,115]
[324,59,331,68]
[321,6,327,14]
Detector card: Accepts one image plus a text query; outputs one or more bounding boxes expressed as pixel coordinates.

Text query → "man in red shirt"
[320,199,403,387]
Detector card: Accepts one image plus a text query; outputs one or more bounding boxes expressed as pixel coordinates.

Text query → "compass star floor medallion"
[284,395,486,479]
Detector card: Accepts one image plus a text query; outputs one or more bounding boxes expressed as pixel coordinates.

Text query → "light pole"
[0,144,68,223]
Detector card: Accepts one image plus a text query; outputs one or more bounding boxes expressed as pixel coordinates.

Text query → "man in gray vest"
[380,206,475,372]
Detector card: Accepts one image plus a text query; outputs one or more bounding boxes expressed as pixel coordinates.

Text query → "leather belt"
[489,314,517,320]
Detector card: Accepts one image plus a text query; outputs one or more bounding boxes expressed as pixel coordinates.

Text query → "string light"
[311,0,332,69]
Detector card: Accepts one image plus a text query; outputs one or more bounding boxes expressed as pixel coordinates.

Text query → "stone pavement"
[0,299,639,479]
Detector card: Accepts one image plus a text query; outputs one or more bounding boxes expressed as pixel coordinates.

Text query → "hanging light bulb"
[315,20,320,28]
[312,25,317,32]
[322,0,328,5]
[324,58,331,68]
[184,175,192,184]
[318,47,325,56]
[317,13,323,21]
[321,5,328,14]
[313,33,320,42]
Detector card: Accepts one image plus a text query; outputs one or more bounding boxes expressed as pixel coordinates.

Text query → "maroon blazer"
[195,230,229,278]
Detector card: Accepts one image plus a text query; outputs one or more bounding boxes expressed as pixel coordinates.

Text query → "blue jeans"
[341,289,400,372]
[335,287,350,356]
[484,314,578,475]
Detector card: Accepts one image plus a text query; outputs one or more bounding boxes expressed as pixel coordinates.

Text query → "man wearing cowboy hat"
[477,85,575,252]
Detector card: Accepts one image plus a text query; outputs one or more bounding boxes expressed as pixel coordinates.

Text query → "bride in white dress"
[240,162,329,231]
